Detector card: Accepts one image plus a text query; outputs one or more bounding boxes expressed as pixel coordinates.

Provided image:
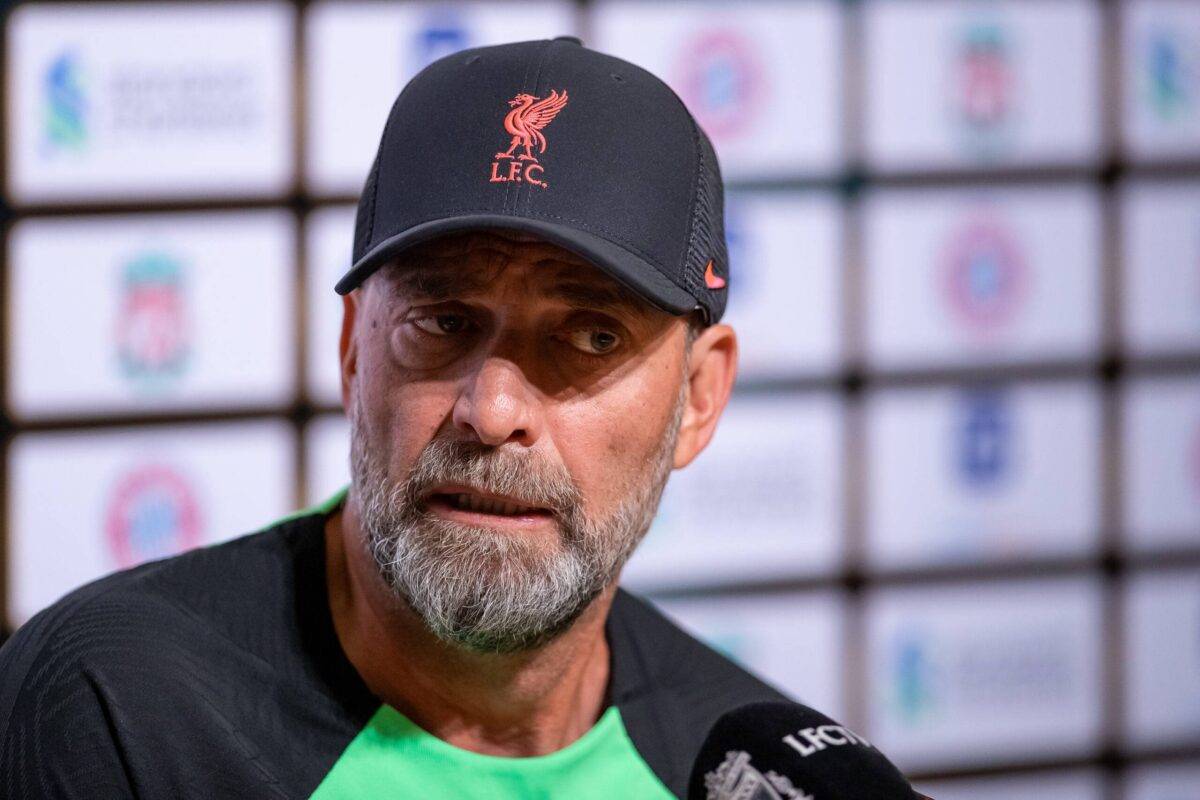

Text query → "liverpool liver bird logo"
[494,90,569,163]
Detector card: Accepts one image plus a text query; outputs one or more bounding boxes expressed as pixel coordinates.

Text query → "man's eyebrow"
[386,264,495,301]
[544,280,652,317]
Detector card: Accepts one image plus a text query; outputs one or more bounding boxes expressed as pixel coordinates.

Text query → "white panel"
[1125,762,1200,800]
[1124,568,1200,749]
[305,413,350,506]
[1120,181,1200,356]
[918,770,1106,800]
[653,592,846,721]
[864,578,1104,771]
[8,421,296,627]
[725,192,842,379]
[1120,0,1200,161]
[1121,376,1200,552]
[6,2,295,203]
[623,393,843,590]
[305,1,578,196]
[9,211,297,418]
[591,0,844,179]
[863,0,1102,171]
[866,382,1101,569]
[863,185,1102,369]
[306,205,356,404]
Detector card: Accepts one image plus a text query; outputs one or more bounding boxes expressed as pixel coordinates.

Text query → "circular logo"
[675,30,764,140]
[105,465,202,569]
[941,217,1028,333]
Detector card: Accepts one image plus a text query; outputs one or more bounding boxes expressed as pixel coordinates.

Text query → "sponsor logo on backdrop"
[43,50,88,155]
[956,389,1012,491]
[940,215,1028,335]
[674,30,764,140]
[489,90,569,188]
[950,18,1015,159]
[39,53,260,162]
[889,624,1075,728]
[413,9,470,72]
[892,632,937,724]
[1143,27,1196,124]
[105,464,202,568]
[116,251,191,389]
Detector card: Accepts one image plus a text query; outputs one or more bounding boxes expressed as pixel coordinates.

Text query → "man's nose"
[451,356,543,447]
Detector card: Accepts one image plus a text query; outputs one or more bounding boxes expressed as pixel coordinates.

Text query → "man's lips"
[422,484,555,527]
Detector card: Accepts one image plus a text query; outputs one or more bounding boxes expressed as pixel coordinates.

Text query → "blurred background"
[1,0,1198,796]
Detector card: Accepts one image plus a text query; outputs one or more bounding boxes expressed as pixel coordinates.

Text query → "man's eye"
[412,314,470,336]
[566,328,621,355]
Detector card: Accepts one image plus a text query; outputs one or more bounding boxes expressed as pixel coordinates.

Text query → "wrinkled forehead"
[374,228,657,315]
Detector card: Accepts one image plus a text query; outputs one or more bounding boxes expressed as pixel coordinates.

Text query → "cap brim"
[333,214,698,316]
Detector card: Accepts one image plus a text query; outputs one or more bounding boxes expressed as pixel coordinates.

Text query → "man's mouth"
[423,485,555,527]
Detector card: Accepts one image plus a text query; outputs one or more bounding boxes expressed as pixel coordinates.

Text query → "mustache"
[403,438,582,520]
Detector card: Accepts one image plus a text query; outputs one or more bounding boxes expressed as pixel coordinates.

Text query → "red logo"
[704,259,727,290]
[489,89,568,189]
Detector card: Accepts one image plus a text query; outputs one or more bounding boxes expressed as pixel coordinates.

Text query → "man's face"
[342,230,691,653]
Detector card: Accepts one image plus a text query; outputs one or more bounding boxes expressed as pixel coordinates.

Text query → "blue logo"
[956,388,1012,490]
[413,10,470,72]
[43,50,87,155]
[1145,28,1193,122]
[892,632,936,724]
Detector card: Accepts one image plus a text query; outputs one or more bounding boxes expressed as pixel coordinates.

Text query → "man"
[0,38,794,798]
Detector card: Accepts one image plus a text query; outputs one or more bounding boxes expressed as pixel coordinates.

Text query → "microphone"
[687,701,932,800]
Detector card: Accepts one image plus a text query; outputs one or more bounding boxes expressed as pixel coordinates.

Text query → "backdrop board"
[862,184,1102,370]
[6,1,295,204]
[1120,376,1200,552]
[864,577,1104,772]
[8,210,297,419]
[651,591,846,722]
[1119,180,1200,357]
[590,0,844,179]
[1119,0,1200,162]
[304,0,578,196]
[1123,762,1200,800]
[916,769,1106,800]
[622,393,843,591]
[305,413,351,508]
[1122,568,1200,751]
[862,0,1102,172]
[724,191,842,380]
[7,420,296,628]
[865,380,1101,570]
[305,205,356,406]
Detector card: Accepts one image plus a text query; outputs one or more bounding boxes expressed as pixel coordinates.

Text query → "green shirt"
[312,705,673,799]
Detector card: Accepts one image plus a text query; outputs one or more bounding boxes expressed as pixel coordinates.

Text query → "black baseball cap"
[334,36,730,324]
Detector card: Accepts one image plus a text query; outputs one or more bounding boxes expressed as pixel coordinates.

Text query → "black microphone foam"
[687,701,929,800]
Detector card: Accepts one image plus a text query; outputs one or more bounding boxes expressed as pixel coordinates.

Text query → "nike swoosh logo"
[704,259,726,290]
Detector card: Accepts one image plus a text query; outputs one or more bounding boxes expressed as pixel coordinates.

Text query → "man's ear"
[339,291,360,411]
[672,323,737,469]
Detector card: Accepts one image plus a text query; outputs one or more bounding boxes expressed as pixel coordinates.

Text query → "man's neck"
[323,499,614,757]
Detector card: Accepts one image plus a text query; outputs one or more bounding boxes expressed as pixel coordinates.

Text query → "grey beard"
[348,387,684,654]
